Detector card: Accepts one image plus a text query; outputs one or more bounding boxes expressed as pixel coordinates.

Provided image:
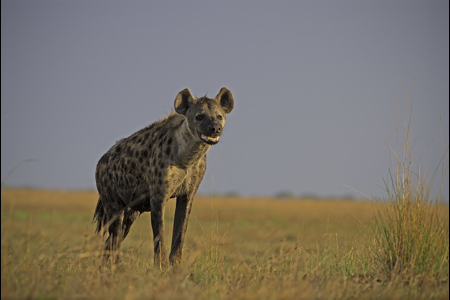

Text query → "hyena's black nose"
[208,123,222,134]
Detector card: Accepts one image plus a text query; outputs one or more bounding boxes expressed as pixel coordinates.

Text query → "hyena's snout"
[208,122,222,135]
[199,121,223,144]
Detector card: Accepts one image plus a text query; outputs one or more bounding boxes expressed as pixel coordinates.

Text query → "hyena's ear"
[174,88,195,116]
[216,87,234,114]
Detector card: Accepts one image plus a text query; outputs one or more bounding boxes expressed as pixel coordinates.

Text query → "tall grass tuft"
[371,86,449,279]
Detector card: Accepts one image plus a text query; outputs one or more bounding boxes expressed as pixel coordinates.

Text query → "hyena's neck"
[172,118,210,169]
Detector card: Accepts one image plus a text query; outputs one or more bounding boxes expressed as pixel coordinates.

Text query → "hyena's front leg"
[150,198,168,269]
[169,194,194,267]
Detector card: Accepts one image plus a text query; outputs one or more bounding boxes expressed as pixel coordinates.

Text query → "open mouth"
[200,134,220,144]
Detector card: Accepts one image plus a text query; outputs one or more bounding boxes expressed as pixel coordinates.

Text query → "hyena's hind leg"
[122,208,140,240]
[102,208,125,264]
[102,208,139,263]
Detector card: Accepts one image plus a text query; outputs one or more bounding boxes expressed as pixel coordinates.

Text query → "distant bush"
[224,191,240,197]
[275,190,296,199]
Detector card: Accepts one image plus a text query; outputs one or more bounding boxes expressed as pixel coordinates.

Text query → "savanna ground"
[2,93,449,299]
[1,188,448,300]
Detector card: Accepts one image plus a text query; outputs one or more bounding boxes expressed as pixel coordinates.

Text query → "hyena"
[93,87,234,268]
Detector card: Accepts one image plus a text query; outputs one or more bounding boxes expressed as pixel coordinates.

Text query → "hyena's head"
[174,87,234,145]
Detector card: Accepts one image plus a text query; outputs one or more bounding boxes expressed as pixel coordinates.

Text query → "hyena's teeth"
[201,134,219,142]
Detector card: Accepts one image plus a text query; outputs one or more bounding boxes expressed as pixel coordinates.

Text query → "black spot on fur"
[158,132,164,140]
[142,150,148,158]
[165,147,171,156]
[131,162,136,169]
[168,138,173,145]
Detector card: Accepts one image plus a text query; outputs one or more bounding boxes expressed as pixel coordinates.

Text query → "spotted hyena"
[93,87,234,268]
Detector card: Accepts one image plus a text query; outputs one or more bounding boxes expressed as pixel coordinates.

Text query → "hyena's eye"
[195,115,203,121]
[217,115,223,120]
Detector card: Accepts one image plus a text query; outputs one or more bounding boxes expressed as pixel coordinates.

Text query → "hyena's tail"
[93,197,108,236]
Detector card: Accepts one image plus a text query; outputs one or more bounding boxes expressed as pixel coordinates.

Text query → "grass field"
[1,188,448,300]
[2,94,449,299]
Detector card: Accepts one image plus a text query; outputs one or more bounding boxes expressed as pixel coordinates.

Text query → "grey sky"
[1,1,449,201]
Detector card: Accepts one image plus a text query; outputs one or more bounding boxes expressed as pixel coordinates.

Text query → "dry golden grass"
[3,83,447,299]
[1,188,448,299]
